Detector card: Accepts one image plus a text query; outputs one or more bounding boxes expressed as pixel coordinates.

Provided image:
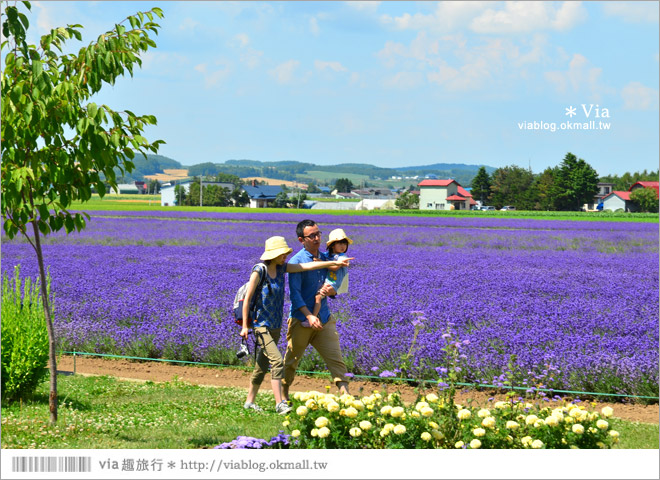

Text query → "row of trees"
[472,153,620,211]
[174,178,249,207]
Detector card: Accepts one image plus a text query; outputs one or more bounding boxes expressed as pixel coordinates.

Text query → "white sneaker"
[276,401,292,415]
[243,402,262,411]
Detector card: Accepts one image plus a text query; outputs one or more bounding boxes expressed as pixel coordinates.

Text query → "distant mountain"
[396,163,496,174]
[113,154,183,182]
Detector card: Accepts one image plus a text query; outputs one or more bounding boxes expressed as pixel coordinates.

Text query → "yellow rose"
[525,415,539,426]
[379,429,389,438]
[391,406,405,418]
[431,429,444,440]
[421,407,434,417]
[282,420,290,427]
[596,420,610,430]
[609,430,620,439]
[428,421,439,429]
[470,439,481,449]
[318,426,330,438]
[352,400,365,411]
[380,405,392,416]
[544,416,558,428]
[572,424,584,435]
[531,439,544,449]
[411,411,420,418]
[601,406,614,418]
[291,429,300,438]
[311,428,319,437]
[421,432,432,442]
[455,441,465,449]
[481,416,496,428]
[494,401,507,409]
[473,428,486,437]
[345,407,358,419]
[505,421,519,430]
[457,409,472,420]
[596,442,606,449]
[415,401,430,411]
[521,436,532,447]
[305,399,317,410]
[349,427,362,437]
[315,416,329,428]
[393,424,406,435]
[425,393,439,403]
[359,420,372,430]
[296,406,308,417]
[326,402,340,413]
[384,423,395,432]
[477,408,491,418]
[293,392,304,401]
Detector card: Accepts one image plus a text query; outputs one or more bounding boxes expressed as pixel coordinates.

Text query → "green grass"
[1,374,657,449]
[1,374,284,449]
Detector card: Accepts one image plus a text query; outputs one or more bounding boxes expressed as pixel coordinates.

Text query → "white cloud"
[621,82,659,110]
[471,1,587,34]
[345,1,381,13]
[232,33,250,48]
[269,60,301,85]
[314,61,348,72]
[544,53,614,101]
[383,71,424,89]
[380,1,587,34]
[309,17,321,36]
[229,34,263,69]
[602,2,659,23]
[178,17,200,32]
[194,62,231,88]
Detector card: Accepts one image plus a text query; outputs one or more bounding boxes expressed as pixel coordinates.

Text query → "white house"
[601,191,631,212]
[355,199,395,210]
[417,179,475,211]
[160,181,234,206]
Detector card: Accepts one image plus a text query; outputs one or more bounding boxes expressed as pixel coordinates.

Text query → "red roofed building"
[418,179,476,210]
[601,181,659,212]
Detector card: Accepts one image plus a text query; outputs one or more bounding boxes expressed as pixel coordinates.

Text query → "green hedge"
[1,266,50,403]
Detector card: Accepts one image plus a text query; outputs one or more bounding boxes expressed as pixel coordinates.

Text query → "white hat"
[260,236,293,260]
[326,228,353,247]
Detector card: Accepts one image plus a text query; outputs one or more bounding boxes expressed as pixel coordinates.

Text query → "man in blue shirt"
[282,219,351,400]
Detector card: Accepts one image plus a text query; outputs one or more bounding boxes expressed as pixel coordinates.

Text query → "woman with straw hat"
[241,236,351,414]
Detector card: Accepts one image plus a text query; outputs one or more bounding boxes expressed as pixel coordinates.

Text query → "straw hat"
[326,228,353,247]
[260,236,293,260]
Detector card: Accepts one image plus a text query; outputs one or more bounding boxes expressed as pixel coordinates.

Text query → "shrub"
[281,390,620,449]
[1,266,50,403]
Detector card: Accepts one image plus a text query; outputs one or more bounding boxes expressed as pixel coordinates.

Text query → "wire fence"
[61,350,660,401]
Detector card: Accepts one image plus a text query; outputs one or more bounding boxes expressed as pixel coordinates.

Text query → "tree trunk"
[31,220,58,425]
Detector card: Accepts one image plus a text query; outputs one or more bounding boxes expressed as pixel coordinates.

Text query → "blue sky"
[20,1,660,176]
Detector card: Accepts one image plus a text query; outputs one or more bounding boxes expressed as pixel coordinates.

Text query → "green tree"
[395,191,419,210]
[272,191,290,208]
[489,165,535,210]
[334,178,354,193]
[470,166,492,204]
[533,167,557,211]
[630,187,659,213]
[551,153,599,211]
[1,2,164,423]
[231,188,249,207]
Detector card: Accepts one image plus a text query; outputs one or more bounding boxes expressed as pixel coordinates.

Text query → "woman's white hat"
[326,228,353,247]
[260,236,293,260]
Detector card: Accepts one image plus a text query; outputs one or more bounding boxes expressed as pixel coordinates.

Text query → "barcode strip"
[12,456,91,473]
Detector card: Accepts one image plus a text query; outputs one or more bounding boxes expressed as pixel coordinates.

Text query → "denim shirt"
[288,247,331,324]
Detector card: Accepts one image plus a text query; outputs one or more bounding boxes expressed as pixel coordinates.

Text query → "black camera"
[236,340,249,359]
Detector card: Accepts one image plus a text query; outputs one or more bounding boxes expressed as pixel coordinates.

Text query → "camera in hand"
[236,341,249,359]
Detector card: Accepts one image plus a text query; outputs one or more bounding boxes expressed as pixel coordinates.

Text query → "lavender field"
[2,211,658,398]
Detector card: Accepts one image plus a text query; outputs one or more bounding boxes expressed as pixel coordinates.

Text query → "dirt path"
[56,355,659,425]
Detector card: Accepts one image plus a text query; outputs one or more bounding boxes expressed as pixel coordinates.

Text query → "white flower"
[531,439,544,449]
[473,428,486,437]
[296,406,308,417]
[305,399,318,410]
[421,432,432,441]
[601,406,614,418]
[477,408,491,418]
[391,406,405,418]
[596,420,610,430]
[425,393,439,403]
[415,401,430,411]
[359,420,372,430]
[521,436,532,447]
[315,417,329,428]
[326,402,340,413]
[393,424,406,435]
[428,421,439,429]
[291,429,300,438]
[345,407,358,419]
[457,409,472,420]
[544,416,558,428]
[349,427,362,437]
[317,426,330,438]
[455,441,464,448]
[380,405,392,415]
[282,420,290,427]
[481,416,496,428]
[470,439,481,449]
[505,421,519,430]
[311,428,319,437]
[609,430,620,439]
[421,407,434,417]
[525,415,539,426]
[352,400,365,411]
[572,424,584,435]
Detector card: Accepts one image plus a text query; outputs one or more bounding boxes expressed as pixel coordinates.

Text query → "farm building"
[417,179,476,211]
[241,184,284,208]
[601,181,659,212]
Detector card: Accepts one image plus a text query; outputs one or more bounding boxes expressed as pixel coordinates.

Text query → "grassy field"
[69,195,659,222]
[1,373,658,449]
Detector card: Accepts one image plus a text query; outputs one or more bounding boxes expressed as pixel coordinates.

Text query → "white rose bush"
[282,390,620,449]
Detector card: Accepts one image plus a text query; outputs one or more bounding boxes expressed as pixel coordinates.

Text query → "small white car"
[500,206,516,211]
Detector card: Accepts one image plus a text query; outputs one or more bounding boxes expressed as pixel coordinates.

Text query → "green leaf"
[32,59,42,77]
